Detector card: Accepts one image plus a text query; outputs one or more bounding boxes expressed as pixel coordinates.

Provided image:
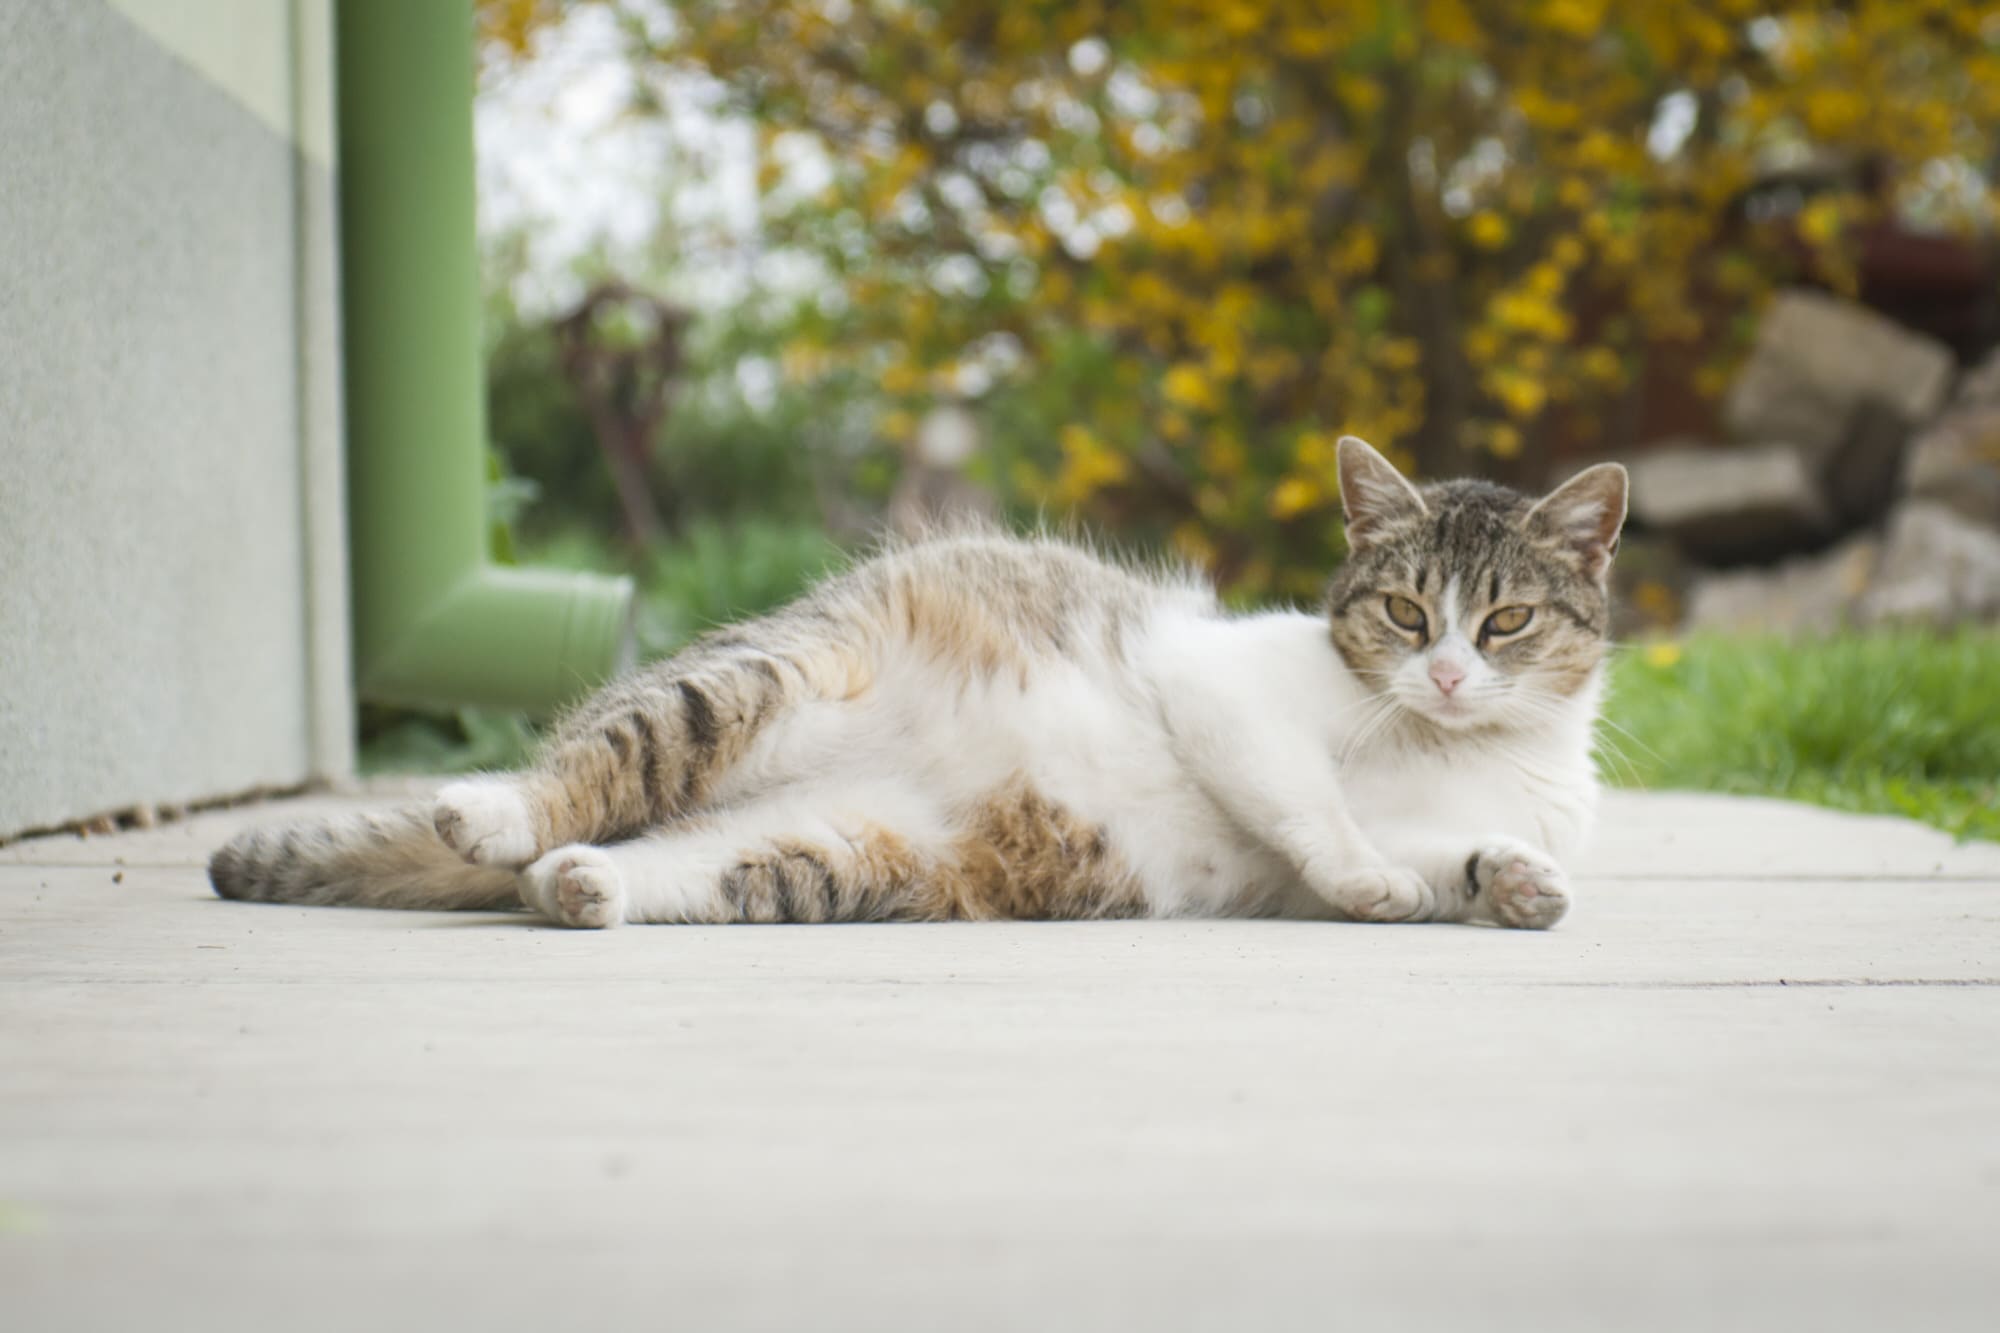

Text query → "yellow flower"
[1162,363,1220,412]
[1488,370,1549,419]
[1516,87,1582,130]
[1468,211,1511,250]
[1202,431,1248,475]
[1269,476,1323,520]
[1335,75,1384,116]
[1643,641,1683,669]
[1538,0,1607,40]
[1798,196,1846,248]
[1580,346,1624,382]
[1424,0,1481,45]
[1333,227,1379,275]
[1054,423,1130,504]
[1491,290,1572,340]
[1804,87,1866,138]
[1692,364,1732,399]
[1378,338,1423,371]
[1172,521,1217,566]
[880,361,924,395]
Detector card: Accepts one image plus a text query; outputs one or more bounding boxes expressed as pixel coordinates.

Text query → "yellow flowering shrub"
[487,0,2000,594]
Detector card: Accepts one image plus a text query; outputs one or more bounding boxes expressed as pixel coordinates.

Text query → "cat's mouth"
[1399,688,1491,731]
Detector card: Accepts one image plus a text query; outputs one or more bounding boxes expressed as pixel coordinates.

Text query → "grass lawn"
[1603,630,2000,843]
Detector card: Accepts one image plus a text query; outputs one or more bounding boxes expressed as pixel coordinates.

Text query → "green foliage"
[647,348,841,533]
[485,447,538,564]
[1603,632,2000,842]
[481,237,609,534]
[360,704,541,775]
[482,265,864,542]
[535,517,844,658]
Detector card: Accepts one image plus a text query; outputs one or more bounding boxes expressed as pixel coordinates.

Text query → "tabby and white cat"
[211,438,1627,930]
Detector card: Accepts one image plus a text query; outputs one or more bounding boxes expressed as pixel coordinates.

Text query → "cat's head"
[1324,436,1627,733]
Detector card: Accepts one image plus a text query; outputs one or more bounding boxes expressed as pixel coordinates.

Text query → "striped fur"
[207,806,517,911]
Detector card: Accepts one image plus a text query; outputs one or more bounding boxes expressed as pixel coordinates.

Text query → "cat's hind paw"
[522,845,626,929]
[1470,839,1570,930]
[433,779,541,868]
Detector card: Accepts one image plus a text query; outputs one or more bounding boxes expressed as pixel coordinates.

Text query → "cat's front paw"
[1469,839,1570,930]
[433,779,541,868]
[522,845,626,928]
[1320,864,1434,923]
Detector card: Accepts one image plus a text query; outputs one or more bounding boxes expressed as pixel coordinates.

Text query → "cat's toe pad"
[523,845,625,929]
[1323,864,1432,923]
[1472,842,1570,930]
[433,780,540,868]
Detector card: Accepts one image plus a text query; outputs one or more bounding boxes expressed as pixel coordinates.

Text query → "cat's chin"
[1399,693,1504,733]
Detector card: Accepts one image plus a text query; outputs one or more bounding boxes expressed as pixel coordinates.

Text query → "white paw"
[522,845,626,929]
[432,779,540,868]
[1470,838,1571,930]
[1320,864,1434,923]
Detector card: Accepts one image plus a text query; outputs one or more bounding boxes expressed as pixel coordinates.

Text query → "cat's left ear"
[1337,435,1426,553]
[1526,463,1628,583]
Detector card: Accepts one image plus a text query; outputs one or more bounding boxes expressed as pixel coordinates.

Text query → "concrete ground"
[2,787,1997,1332]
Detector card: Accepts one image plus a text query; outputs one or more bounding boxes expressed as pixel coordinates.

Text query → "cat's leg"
[1377,834,1572,929]
[518,781,949,928]
[434,629,865,870]
[1151,675,1428,922]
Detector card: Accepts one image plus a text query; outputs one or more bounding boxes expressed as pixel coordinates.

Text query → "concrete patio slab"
[2,787,1996,1332]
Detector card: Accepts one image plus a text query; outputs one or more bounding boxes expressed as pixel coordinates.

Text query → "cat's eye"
[1482,606,1534,638]
[1384,595,1427,634]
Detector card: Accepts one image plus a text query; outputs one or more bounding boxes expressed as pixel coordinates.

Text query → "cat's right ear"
[1336,436,1425,553]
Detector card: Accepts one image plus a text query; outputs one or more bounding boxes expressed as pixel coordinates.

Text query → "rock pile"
[1623,289,2000,634]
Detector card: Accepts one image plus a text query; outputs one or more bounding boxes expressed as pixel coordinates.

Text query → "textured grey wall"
[0,1,351,837]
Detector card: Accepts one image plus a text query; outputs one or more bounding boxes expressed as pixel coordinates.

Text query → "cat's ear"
[1526,463,1628,583]
[1336,436,1425,553]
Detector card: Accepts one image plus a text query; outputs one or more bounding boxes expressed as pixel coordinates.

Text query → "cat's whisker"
[1501,684,1642,784]
[1336,694,1402,762]
[1593,713,1664,766]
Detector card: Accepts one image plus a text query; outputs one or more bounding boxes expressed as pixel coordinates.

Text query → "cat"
[210,437,1627,931]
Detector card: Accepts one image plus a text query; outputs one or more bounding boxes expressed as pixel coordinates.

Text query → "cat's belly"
[726,653,1297,916]
[988,668,1289,916]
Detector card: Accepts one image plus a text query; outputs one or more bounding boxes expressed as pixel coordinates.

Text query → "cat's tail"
[208,804,519,911]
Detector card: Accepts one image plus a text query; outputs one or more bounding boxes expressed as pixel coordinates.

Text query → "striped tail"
[208,804,520,911]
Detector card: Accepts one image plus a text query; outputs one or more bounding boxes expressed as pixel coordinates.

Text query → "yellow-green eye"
[1483,606,1533,638]
[1384,595,1427,634]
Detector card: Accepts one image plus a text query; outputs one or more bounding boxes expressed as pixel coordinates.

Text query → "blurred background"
[4,2,1990,844]
[391,0,1999,837]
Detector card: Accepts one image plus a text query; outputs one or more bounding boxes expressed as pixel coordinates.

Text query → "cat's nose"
[1428,660,1466,696]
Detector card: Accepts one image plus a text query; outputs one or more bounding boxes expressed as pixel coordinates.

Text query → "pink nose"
[1429,660,1466,696]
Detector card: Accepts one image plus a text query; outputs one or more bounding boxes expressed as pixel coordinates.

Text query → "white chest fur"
[1340,733,1599,866]
[1123,607,1602,914]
